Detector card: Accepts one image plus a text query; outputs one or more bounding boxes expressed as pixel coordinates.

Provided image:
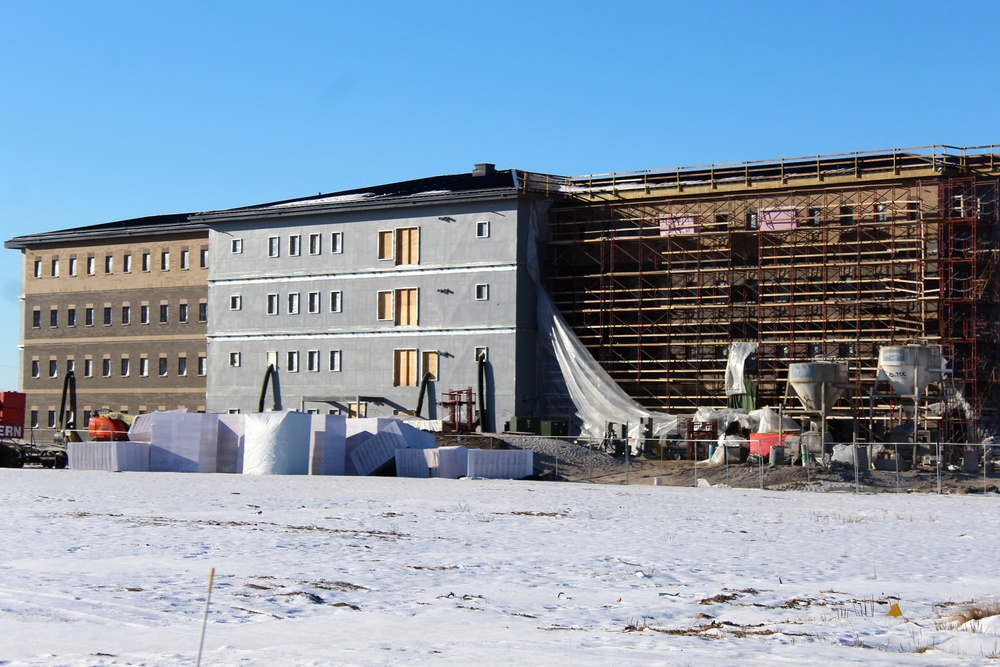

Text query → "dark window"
[85,308,94,326]
[198,303,207,322]
[160,305,168,323]
[49,309,57,327]
[103,307,112,326]
[839,205,855,225]
[32,310,41,328]
[67,308,76,327]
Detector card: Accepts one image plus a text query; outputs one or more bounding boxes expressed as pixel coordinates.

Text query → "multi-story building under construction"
[540,145,1000,442]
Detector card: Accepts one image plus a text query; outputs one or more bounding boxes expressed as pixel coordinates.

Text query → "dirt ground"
[537,455,999,494]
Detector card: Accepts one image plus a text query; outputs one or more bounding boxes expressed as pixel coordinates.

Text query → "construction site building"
[538,146,1000,442]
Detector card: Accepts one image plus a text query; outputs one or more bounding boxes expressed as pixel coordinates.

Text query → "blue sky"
[1,0,998,391]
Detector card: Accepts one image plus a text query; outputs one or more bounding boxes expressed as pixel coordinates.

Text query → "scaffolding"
[541,146,1000,442]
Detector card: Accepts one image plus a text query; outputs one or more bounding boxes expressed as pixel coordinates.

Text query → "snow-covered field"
[1,470,998,666]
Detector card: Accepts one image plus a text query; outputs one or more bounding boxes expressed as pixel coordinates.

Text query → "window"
[331,232,343,254]
[160,251,169,270]
[104,255,113,273]
[139,358,148,377]
[173,357,186,377]
[475,347,488,362]
[807,207,822,226]
[307,292,320,314]
[180,250,189,270]
[179,303,188,323]
[140,305,149,325]
[229,352,241,367]
[32,310,40,328]
[266,351,277,369]
[103,307,112,326]
[395,288,418,325]
[198,302,207,322]
[330,291,343,313]
[159,305,168,323]
[121,306,130,325]
[69,257,77,276]
[875,202,888,223]
[33,259,41,278]
[84,359,93,378]
[31,360,39,378]
[377,230,393,260]
[87,256,95,275]
[120,358,130,377]
[288,293,300,315]
[51,258,59,277]
[48,411,56,428]
[200,247,208,268]
[422,350,439,381]
[197,355,206,376]
[396,227,419,265]
[49,309,58,327]
[142,252,150,272]
[267,294,279,315]
[746,210,759,230]
[329,350,342,372]
[67,308,76,327]
[307,350,319,372]
[231,239,243,254]
[66,359,74,374]
[30,410,38,428]
[476,221,490,238]
[123,254,131,273]
[393,349,418,386]
[839,205,855,225]
[85,307,94,327]
[377,290,393,320]
[49,360,58,378]
[286,351,299,373]
[289,235,301,256]
[102,358,112,377]
[268,236,280,257]
[230,295,242,311]
[309,233,321,255]
[158,357,168,376]
[475,284,489,301]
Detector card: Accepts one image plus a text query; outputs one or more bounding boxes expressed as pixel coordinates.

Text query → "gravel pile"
[490,433,621,473]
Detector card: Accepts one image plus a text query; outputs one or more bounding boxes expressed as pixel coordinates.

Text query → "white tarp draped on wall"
[725,342,758,395]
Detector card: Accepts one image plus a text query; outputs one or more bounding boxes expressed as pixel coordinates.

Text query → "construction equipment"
[0,382,69,468]
[88,411,133,441]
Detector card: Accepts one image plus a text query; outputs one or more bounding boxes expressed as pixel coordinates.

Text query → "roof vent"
[473,163,496,177]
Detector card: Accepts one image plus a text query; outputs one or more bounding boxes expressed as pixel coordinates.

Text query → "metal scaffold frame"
[544,147,1000,443]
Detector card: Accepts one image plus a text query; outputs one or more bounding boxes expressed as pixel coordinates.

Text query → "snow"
[2,469,999,665]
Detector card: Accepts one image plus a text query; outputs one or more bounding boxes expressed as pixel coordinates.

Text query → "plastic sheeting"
[525,202,677,446]
[347,418,437,476]
[752,406,802,433]
[394,448,431,478]
[69,441,150,472]
[129,412,220,473]
[725,342,758,395]
[243,411,312,475]
[309,414,347,476]
[431,446,468,479]
[467,449,533,479]
[217,414,245,474]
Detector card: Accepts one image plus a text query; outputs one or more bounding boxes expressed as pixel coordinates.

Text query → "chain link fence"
[435,433,999,495]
